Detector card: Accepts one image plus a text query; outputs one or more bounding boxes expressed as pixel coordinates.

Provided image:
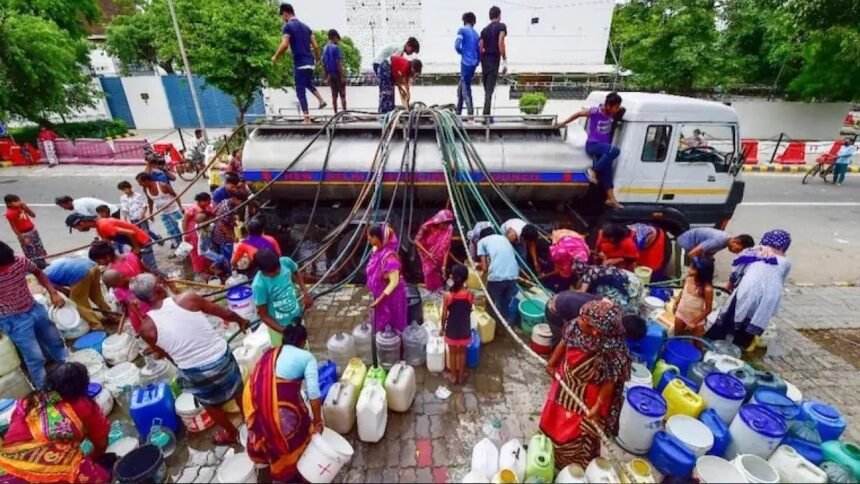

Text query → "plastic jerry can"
[466,329,481,369]
[555,464,587,483]
[471,438,500,480]
[402,321,428,367]
[364,365,387,387]
[473,307,496,344]
[782,435,823,465]
[822,441,860,480]
[318,360,337,402]
[652,360,680,387]
[356,380,388,443]
[340,358,367,404]
[498,439,527,482]
[619,458,655,484]
[525,433,555,483]
[383,361,416,412]
[768,444,827,483]
[626,322,666,370]
[647,431,696,478]
[585,457,621,483]
[326,331,356,376]
[662,379,705,419]
[426,333,446,373]
[698,408,731,457]
[323,381,356,435]
[491,469,518,483]
[129,382,179,439]
[352,321,374,365]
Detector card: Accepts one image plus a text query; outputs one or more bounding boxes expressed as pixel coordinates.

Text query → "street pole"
[167,0,207,142]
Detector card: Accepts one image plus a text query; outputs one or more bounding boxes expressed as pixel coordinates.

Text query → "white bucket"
[174,241,193,259]
[51,302,88,339]
[92,386,114,416]
[175,392,215,433]
[226,286,256,320]
[623,363,652,397]
[103,362,140,400]
[217,449,257,483]
[732,454,780,484]
[555,464,587,483]
[0,334,20,377]
[233,346,261,381]
[107,436,139,457]
[768,445,827,483]
[694,456,747,483]
[102,333,139,366]
[666,415,714,457]
[699,374,746,425]
[617,387,666,454]
[726,405,787,459]
[640,296,665,319]
[67,349,107,384]
[297,427,354,483]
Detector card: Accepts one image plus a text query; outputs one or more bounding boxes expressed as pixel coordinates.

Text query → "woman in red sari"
[540,300,632,468]
[595,223,639,271]
[415,209,455,292]
[0,363,110,483]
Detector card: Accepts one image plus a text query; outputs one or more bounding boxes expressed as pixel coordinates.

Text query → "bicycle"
[170,154,208,182]
[802,160,834,184]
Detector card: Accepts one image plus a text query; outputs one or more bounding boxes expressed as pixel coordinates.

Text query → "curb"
[105,132,134,141]
[744,165,860,174]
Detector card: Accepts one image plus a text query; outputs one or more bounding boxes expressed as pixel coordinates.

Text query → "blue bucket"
[72,331,107,354]
[662,340,702,377]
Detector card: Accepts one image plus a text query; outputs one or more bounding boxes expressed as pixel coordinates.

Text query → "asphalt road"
[1,165,858,284]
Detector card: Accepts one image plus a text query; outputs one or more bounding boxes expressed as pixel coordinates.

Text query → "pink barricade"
[74,139,115,165]
[53,139,78,164]
[112,140,148,165]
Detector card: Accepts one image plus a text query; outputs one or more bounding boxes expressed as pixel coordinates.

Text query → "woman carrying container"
[415,209,455,292]
[366,223,408,332]
[243,324,323,482]
[541,300,632,468]
[0,362,111,482]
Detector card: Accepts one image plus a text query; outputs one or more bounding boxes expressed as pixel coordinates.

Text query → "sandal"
[212,429,238,446]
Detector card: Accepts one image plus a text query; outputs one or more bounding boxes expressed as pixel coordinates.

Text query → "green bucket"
[518,299,546,335]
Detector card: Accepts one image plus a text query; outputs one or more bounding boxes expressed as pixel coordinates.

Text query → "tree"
[0,3,98,124]
[6,0,100,39]
[788,28,860,101]
[610,0,721,92]
[105,8,176,74]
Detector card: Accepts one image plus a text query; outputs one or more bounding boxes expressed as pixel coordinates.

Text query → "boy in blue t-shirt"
[322,29,347,113]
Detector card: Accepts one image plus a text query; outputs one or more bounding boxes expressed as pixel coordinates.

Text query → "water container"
[467,329,481,369]
[648,431,697,478]
[384,361,416,412]
[226,285,255,320]
[232,347,257,382]
[752,389,800,422]
[703,353,746,374]
[728,367,758,400]
[525,433,554,483]
[585,457,620,483]
[620,458,655,483]
[0,369,30,399]
[146,418,177,458]
[402,321,428,367]
[785,380,803,403]
[109,419,139,445]
[498,439,527,482]
[365,365,386,387]
[217,449,257,483]
[617,386,667,454]
[652,360,680,387]
[426,332,446,373]
[530,324,553,355]
[463,471,491,483]
[699,408,731,457]
[688,361,716,389]
[356,380,387,443]
[51,301,89,339]
[341,358,367,404]
[327,331,356,375]
[407,285,423,325]
[115,444,167,484]
[783,435,823,465]
[375,325,401,370]
[107,436,139,458]
[820,461,857,484]
[129,382,179,438]
[627,322,666,369]
[518,299,546,335]
[662,340,702,377]
[423,301,442,329]
[318,360,337,402]
[823,441,860,480]
[753,370,786,395]
[699,372,746,424]
[657,369,697,394]
[726,404,788,459]
[492,469,518,484]
[102,332,139,366]
[471,438,500,480]
[768,444,827,483]
[623,363,652,398]
[732,454,780,483]
[802,400,847,441]
[139,357,178,388]
[297,428,354,484]
[663,379,706,419]
[0,334,21,377]
[104,362,141,402]
[694,455,747,483]
[87,383,114,416]
[555,464,587,483]
[666,414,714,457]
[473,307,495,344]
[352,321,374,365]
[175,392,215,433]
[323,381,356,435]
[67,349,107,384]
[72,331,107,354]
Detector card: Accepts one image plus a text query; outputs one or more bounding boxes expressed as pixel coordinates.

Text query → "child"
[440,264,474,384]
[322,29,347,113]
[118,180,162,243]
[4,194,47,268]
[196,212,229,278]
[672,257,714,338]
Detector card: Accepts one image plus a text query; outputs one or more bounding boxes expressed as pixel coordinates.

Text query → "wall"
[120,76,174,130]
[731,101,852,141]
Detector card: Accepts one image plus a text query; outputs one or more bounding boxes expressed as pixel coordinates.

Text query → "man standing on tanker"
[557,92,625,208]
[272,3,327,123]
[479,6,507,116]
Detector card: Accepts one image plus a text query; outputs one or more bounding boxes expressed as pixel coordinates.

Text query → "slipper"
[319,101,328,110]
[212,429,238,446]
[586,168,598,184]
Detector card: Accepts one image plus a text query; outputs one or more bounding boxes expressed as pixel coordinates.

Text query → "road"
[1,165,858,284]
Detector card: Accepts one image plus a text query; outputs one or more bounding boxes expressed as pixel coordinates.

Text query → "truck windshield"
[675,124,737,171]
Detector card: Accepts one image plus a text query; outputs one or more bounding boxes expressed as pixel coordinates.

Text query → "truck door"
[658,123,738,205]
[617,123,675,204]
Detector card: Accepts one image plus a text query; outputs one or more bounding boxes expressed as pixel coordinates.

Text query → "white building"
[289,0,616,74]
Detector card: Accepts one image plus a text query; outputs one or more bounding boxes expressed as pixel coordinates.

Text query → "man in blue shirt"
[455,12,480,116]
[477,227,520,326]
[45,257,115,329]
[322,29,347,113]
[833,137,857,186]
[272,3,327,122]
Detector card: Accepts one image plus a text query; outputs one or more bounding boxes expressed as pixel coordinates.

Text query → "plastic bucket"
[617,386,667,454]
[104,362,141,400]
[51,302,88,339]
[751,389,800,422]
[67,349,107,384]
[699,372,746,424]
[666,415,714,457]
[694,456,747,483]
[102,333,139,366]
[226,285,255,319]
[662,340,702,377]
[217,449,257,483]
[634,266,653,285]
[297,427,354,483]
[175,392,215,433]
[726,404,787,459]
[732,454,780,483]
[72,331,108,354]
[87,383,114,416]
[518,299,546,335]
[623,363,653,398]
[115,444,166,483]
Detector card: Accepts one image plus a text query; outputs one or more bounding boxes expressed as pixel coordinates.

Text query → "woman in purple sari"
[232,217,282,272]
[415,209,455,292]
[366,223,408,332]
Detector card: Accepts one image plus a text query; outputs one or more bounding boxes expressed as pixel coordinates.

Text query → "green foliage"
[5,0,100,39]
[10,119,129,144]
[789,28,860,101]
[105,7,176,74]
[519,93,547,115]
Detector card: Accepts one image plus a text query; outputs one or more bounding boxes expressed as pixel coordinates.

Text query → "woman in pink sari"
[415,209,455,292]
[183,192,215,274]
[366,223,407,332]
[542,229,591,293]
